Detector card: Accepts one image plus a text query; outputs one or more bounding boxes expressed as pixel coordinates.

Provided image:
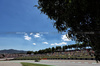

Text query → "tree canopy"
[27,51,34,54]
[34,43,91,54]
[37,0,100,62]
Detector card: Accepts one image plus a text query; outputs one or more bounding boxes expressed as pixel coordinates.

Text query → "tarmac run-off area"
[0,60,100,66]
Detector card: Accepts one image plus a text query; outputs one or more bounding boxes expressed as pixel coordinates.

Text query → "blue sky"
[0,0,76,51]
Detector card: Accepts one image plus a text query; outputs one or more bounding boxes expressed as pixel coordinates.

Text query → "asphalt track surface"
[0,60,100,66]
[0,61,22,66]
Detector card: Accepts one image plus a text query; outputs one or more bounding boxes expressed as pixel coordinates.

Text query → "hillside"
[0,49,27,54]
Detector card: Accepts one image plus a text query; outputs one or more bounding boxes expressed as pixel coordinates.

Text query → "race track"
[0,60,100,66]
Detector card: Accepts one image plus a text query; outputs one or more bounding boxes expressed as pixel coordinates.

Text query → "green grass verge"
[21,62,53,66]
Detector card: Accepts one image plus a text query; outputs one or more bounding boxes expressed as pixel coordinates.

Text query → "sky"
[0,0,76,51]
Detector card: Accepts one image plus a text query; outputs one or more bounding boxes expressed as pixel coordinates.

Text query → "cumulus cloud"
[61,34,71,41]
[51,44,55,46]
[24,33,31,41]
[51,42,67,46]
[33,43,36,45]
[24,35,31,41]
[34,33,41,38]
[42,42,48,44]
[30,33,33,35]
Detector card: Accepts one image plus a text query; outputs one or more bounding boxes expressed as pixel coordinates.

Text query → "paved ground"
[0,62,22,66]
[39,60,100,66]
[0,60,100,66]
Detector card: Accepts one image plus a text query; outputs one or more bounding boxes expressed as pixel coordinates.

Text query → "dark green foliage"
[37,0,100,62]
[34,43,90,54]
[34,51,38,54]
[55,46,61,51]
[63,46,65,51]
[27,51,34,54]
[51,47,55,52]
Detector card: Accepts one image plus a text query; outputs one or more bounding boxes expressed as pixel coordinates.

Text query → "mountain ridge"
[0,49,27,54]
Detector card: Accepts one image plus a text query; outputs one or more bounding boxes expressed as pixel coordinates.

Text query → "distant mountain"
[0,49,27,54]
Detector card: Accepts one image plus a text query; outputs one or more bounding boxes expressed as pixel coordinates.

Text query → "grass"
[21,62,53,66]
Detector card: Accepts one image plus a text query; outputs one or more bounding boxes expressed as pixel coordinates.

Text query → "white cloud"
[30,33,33,35]
[51,42,67,46]
[51,44,55,46]
[24,33,31,41]
[33,43,36,45]
[24,35,31,41]
[42,42,48,44]
[34,33,41,38]
[61,34,71,41]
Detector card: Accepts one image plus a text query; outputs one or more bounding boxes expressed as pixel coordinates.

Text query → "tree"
[34,51,38,54]
[56,46,61,51]
[67,45,72,49]
[37,0,100,62]
[44,48,52,53]
[48,48,52,53]
[27,51,34,54]
[82,42,87,49]
[52,47,55,53]
[78,44,83,50]
[64,45,68,50]
[38,50,43,54]
[62,46,65,51]
[75,43,80,50]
